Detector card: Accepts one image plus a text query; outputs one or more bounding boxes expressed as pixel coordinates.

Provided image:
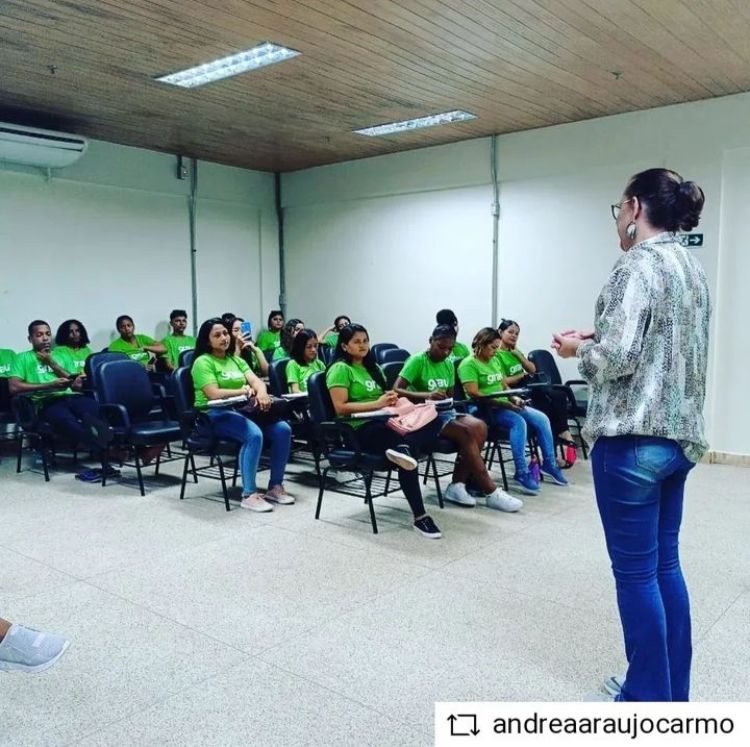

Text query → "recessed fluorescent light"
[354,110,476,137]
[156,42,300,88]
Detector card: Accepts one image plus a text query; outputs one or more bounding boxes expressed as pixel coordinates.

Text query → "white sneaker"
[240,493,274,512]
[444,482,476,507]
[0,625,70,673]
[602,673,625,697]
[486,488,523,513]
[385,448,417,471]
[265,485,295,505]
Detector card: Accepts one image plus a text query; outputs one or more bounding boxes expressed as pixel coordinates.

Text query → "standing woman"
[554,168,709,702]
[191,318,293,511]
[53,319,93,376]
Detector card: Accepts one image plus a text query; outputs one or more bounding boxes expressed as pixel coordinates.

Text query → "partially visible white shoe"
[486,488,523,513]
[444,482,476,507]
[240,493,274,512]
[0,625,70,674]
[602,673,625,697]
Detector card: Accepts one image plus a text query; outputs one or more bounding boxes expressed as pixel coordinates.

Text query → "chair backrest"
[97,359,155,420]
[0,377,11,416]
[172,366,195,416]
[306,371,336,424]
[371,343,398,363]
[85,351,128,382]
[268,358,290,397]
[527,349,563,386]
[178,349,195,367]
[381,361,403,390]
[317,343,334,366]
[453,359,467,402]
[380,348,409,365]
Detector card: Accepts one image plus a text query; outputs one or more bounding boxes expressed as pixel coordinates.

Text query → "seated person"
[272,319,305,361]
[286,329,325,393]
[52,319,93,376]
[255,310,285,351]
[326,323,442,539]
[9,320,111,462]
[161,309,196,371]
[227,316,269,377]
[191,318,293,511]
[436,309,471,362]
[0,348,16,378]
[394,324,521,512]
[458,327,569,495]
[497,319,576,465]
[108,315,166,368]
[318,315,351,349]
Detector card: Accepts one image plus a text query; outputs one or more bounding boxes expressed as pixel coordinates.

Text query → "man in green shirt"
[108,315,166,367]
[436,309,470,362]
[0,348,16,378]
[161,309,196,370]
[256,310,284,351]
[9,320,111,455]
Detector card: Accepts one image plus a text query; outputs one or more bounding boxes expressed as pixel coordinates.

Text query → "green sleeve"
[230,355,251,376]
[457,358,478,384]
[286,360,302,386]
[51,348,75,375]
[190,356,214,392]
[398,354,422,387]
[272,347,288,361]
[9,353,26,380]
[137,334,157,346]
[325,362,350,390]
[453,342,470,359]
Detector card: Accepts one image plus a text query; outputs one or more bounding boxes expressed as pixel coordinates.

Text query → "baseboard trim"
[704,451,750,467]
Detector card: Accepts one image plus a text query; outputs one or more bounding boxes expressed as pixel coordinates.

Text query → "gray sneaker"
[0,624,70,673]
[444,482,476,507]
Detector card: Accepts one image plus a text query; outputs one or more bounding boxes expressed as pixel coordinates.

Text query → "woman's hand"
[510,396,525,408]
[376,391,398,408]
[428,389,448,400]
[552,334,583,359]
[256,392,273,411]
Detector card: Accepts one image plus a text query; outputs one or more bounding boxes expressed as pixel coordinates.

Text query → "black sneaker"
[413,515,442,539]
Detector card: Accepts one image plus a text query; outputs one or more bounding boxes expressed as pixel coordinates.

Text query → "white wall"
[283,91,750,455]
[0,140,277,351]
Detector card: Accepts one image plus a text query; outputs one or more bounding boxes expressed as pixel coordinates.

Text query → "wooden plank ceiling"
[1,0,749,172]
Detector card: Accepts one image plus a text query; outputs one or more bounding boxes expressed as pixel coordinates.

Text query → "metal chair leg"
[179,454,190,499]
[217,456,230,511]
[364,472,378,534]
[315,467,330,520]
[431,454,444,509]
[134,450,145,496]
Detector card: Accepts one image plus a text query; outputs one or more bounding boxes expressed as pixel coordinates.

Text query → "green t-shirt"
[162,334,196,368]
[272,346,290,362]
[52,345,91,375]
[286,358,325,392]
[449,341,470,363]
[457,355,507,400]
[326,360,384,429]
[108,335,156,366]
[256,329,281,350]
[191,354,250,410]
[398,351,454,393]
[494,349,525,379]
[0,348,17,378]
[323,332,339,348]
[10,350,75,404]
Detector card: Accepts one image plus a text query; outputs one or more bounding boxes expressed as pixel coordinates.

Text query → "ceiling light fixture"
[155,42,300,88]
[353,110,477,137]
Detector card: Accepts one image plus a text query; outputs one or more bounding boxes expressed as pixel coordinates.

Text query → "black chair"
[307,372,399,534]
[172,366,239,511]
[380,348,410,366]
[381,361,403,390]
[11,394,54,481]
[97,359,182,495]
[527,349,588,458]
[371,343,398,364]
[268,358,290,397]
[84,351,129,384]
[178,349,195,368]
[0,377,20,450]
[317,343,334,366]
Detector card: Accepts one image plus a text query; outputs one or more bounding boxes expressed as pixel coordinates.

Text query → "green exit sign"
[677,233,703,247]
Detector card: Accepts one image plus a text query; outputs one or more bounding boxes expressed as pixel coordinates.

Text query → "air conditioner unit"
[0,122,88,168]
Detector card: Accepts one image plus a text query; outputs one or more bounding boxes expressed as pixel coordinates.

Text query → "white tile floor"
[1,446,748,746]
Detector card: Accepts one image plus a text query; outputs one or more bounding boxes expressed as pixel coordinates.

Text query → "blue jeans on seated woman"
[592,435,695,701]
[479,405,556,477]
[204,409,291,496]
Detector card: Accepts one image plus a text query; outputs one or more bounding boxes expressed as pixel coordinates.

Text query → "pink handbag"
[384,397,439,436]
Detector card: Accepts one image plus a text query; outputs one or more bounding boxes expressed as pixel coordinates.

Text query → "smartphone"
[240,321,252,338]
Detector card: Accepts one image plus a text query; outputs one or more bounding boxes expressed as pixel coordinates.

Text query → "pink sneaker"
[265,485,295,505]
[240,493,274,512]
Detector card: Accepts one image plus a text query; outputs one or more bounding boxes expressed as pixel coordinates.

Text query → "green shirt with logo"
[0,348,17,378]
[52,345,92,375]
[286,358,325,392]
[458,355,507,400]
[108,335,156,366]
[398,351,454,393]
[10,350,75,405]
[256,329,281,351]
[494,349,525,379]
[191,354,250,410]
[162,334,196,368]
[326,360,384,429]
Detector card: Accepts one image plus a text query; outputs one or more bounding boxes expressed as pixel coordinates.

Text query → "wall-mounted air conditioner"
[0,122,88,168]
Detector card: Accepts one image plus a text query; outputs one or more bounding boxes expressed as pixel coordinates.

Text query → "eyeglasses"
[610,198,633,221]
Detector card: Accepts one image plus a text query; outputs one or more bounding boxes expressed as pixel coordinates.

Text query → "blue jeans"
[204,409,291,496]
[592,436,695,701]
[483,406,556,476]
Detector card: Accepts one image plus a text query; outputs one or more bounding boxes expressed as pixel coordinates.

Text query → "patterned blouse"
[577,232,710,462]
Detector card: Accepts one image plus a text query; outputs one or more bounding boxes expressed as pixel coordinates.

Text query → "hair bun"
[674,180,705,232]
